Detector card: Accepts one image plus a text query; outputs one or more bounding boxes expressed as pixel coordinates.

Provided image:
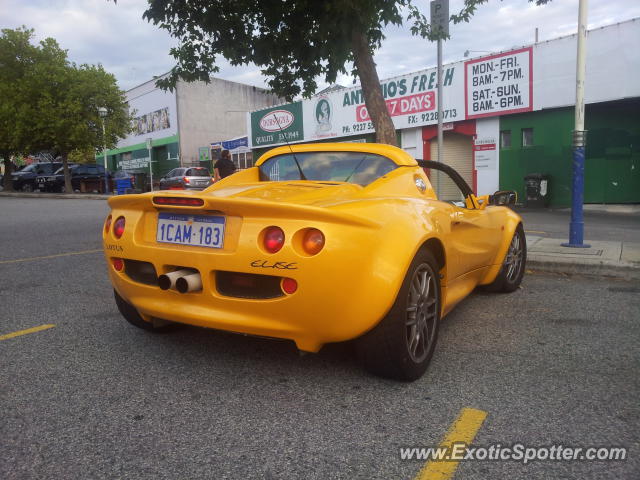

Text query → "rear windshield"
[258,152,397,186]
[187,167,210,177]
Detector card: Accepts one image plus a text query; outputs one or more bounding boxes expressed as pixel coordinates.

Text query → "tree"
[33,63,132,192]
[141,0,549,147]
[0,28,67,191]
[0,27,131,193]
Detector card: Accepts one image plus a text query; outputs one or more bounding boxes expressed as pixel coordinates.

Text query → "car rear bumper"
[104,221,395,351]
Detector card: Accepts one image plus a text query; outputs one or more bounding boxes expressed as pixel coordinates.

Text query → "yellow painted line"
[524,230,547,234]
[0,324,56,341]
[414,407,488,480]
[0,249,102,265]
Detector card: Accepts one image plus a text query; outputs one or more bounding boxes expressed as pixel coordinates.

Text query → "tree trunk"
[1,153,15,192]
[350,30,397,146]
[61,152,73,193]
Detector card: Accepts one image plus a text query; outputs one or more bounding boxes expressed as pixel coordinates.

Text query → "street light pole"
[563,0,590,248]
[98,107,109,195]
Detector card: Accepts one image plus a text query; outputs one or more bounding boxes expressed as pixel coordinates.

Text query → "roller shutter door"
[429,133,473,201]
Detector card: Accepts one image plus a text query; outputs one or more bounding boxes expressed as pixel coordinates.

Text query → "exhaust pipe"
[176,272,202,294]
[158,269,193,290]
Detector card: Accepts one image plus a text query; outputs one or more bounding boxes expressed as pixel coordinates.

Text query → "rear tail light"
[113,216,126,238]
[112,258,124,271]
[153,196,204,206]
[263,226,285,253]
[104,214,112,234]
[302,229,325,255]
[183,176,190,184]
[281,278,298,294]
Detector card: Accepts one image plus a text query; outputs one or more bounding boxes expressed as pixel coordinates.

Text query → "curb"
[526,257,640,281]
[0,192,111,200]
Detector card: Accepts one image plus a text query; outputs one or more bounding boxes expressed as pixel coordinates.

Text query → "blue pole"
[562,131,590,248]
[562,0,590,249]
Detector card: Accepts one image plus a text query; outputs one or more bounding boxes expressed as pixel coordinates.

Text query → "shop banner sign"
[303,64,465,144]
[473,138,497,170]
[465,47,533,119]
[119,157,150,170]
[251,102,303,147]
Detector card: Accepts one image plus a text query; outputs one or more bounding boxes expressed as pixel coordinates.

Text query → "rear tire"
[114,290,177,332]
[356,250,441,382]
[483,224,526,293]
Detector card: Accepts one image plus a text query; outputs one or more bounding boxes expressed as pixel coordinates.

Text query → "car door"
[161,169,175,189]
[87,165,99,181]
[171,168,185,188]
[72,165,87,190]
[425,161,502,278]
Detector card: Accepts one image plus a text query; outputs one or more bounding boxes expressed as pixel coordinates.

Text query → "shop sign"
[251,102,303,147]
[474,138,497,170]
[465,47,533,119]
[119,157,150,170]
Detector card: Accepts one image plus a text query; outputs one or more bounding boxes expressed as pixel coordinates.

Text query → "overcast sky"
[2,0,639,93]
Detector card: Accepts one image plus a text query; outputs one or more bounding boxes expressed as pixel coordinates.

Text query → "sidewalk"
[0,191,111,200]
[526,235,640,281]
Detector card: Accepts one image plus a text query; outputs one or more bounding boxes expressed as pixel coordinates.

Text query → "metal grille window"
[522,128,534,147]
[500,130,511,148]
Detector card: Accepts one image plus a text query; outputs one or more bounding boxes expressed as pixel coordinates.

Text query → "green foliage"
[33,62,132,157]
[0,26,131,190]
[144,0,409,100]
[0,27,131,157]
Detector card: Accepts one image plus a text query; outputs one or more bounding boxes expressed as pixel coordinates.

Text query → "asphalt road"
[518,208,640,243]
[1,197,639,480]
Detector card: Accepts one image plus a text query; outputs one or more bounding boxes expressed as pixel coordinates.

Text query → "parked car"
[158,167,212,190]
[10,162,62,192]
[103,143,526,381]
[38,164,108,193]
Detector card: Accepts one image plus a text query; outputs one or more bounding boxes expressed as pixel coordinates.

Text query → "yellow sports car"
[103,143,525,381]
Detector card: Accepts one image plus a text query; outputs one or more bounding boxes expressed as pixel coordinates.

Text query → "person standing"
[214,149,236,181]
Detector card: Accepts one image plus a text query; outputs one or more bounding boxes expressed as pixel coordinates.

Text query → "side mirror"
[490,190,517,206]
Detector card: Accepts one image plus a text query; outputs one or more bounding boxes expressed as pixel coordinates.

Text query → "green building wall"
[100,135,181,177]
[499,100,640,206]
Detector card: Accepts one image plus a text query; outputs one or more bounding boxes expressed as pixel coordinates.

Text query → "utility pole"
[147,138,154,191]
[563,0,590,248]
[431,0,449,196]
[98,107,109,195]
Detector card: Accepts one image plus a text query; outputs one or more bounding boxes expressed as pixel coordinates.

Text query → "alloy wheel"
[504,233,524,282]
[405,264,438,363]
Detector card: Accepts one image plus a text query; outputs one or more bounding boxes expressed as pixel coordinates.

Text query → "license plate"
[156,213,225,248]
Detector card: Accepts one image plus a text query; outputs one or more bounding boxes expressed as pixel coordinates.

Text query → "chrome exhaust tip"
[158,269,193,290]
[176,272,202,294]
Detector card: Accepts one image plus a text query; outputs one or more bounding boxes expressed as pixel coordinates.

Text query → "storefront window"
[522,128,534,147]
[500,130,511,148]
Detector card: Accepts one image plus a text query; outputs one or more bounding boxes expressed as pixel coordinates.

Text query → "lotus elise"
[103,143,525,381]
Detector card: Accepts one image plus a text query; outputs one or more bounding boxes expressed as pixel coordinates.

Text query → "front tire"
[484,224,526,293]
[114,290,177,332]
[356,250,441,382]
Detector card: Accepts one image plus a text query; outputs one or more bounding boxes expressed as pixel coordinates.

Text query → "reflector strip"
[154,196,204,206]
